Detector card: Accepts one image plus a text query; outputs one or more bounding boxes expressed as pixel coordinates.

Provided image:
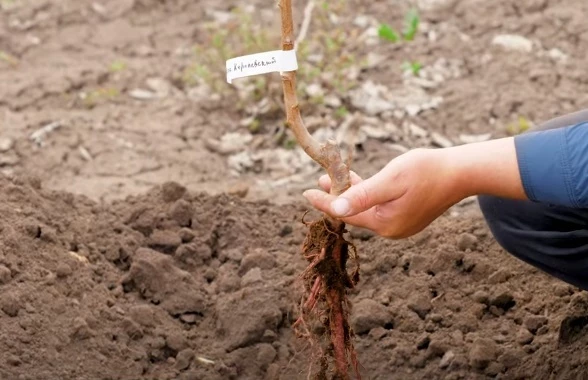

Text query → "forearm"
[444,122,588,207]
[444,137,527,200]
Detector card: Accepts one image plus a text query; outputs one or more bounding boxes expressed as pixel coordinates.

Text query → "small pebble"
[439,350,455,369]
[175,349,195,370]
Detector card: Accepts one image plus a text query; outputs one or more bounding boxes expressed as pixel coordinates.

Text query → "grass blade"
[378,24,400,43]
[402,8,420,41]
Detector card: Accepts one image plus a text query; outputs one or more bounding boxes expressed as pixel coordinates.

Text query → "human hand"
[302,138,526,239]
[302,149,464,238]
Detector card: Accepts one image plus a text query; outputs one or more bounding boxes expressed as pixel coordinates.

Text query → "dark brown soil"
[1,176,587,380]
[2,0,588,379]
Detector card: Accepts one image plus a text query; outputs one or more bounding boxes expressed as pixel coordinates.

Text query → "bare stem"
[278,0,351,196]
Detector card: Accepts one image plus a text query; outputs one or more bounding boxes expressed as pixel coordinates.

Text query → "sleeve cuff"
[514,127,577,207]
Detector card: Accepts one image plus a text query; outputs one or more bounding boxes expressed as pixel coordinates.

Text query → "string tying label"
[226,50,298,83]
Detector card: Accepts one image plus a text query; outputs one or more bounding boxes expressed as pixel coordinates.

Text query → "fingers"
[318,175,330,192]
[318,171,363,192]
[302,188,392,232]
[331,167,402,217]
[302,189,337,216]
[309,166,401,218]
[305,166,401,217]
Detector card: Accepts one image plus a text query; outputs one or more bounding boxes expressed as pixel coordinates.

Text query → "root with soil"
[278,0,362,378]
[293,216,361,380]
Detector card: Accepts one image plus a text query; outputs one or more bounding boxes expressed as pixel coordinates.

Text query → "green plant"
[378,8,420,43]
[335,106,349,119]
[402,9,420,41]
[402,60,423,76]
[183,3,366,106]
[181,7,274,94]
[378,24,400,42]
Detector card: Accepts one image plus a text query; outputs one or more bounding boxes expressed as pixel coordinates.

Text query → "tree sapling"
[279,0,361,379]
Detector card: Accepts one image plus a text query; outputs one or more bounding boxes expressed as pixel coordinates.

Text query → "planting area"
[2,0,588,379]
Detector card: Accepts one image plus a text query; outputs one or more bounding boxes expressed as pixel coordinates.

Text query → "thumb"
[332,173,396,216]
[304,168,399,218]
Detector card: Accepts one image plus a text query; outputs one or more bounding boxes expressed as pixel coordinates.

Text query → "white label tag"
[226,50,298,83]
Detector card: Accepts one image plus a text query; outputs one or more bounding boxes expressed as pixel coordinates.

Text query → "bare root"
[293,218,361,380]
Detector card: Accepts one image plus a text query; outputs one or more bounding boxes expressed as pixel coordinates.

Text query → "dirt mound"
[0,176,298,380]
[0,175,586,379]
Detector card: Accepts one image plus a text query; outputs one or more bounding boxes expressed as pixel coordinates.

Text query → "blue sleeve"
[515,122,588,208]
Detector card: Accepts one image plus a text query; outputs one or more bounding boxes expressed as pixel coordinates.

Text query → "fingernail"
[302,190,310,199]
[331,198,350,216]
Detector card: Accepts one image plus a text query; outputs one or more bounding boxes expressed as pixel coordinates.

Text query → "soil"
[2,0,588,379]
[2,0,588,203]
[1,177,588,380]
